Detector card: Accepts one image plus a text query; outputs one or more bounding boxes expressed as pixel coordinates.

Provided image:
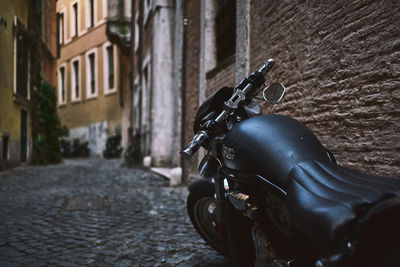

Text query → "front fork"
[214,175,243,267]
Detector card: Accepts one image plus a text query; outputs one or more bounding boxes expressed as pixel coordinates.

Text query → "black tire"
[187,187,255,267]
[187,191,229,257]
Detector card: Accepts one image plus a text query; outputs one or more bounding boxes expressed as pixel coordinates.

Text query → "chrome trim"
[255,174,287,196]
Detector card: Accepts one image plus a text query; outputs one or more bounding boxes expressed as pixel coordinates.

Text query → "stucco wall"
[151,4,178,166]
[56,0,127,154]
[250,0,400,177]
[0,0,28,140]
[0,0,30,169]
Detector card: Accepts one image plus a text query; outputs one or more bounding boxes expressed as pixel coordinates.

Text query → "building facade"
[131,0,182,168]
[132,0,399,182]
[181,0,400,181]
[56,0,131,156]
[0,0,57,170]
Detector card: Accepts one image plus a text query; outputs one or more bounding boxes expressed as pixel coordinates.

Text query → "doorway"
[20,109,27,162]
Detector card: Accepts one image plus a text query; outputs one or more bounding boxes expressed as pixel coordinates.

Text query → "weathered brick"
[182,0,202,181]
[249,0,400,178]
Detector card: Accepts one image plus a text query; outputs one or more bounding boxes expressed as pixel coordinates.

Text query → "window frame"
[58,63,67,106]
[70,0,80,38]
[70,56,81,102]
[103,41,117,95]
[13,16,30,100]
[86,0,97,29]
[57,8,66,45]
[102,0,108,19]
[85,47,98,99]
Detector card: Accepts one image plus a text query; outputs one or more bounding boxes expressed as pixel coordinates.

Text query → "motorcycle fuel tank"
[222,114,330,188]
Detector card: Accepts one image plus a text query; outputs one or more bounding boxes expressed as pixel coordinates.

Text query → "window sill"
[104,89,117,96]
[71,99,81,104]
[85,94,98,100]
[13,94,31,107]
[58,103,67,108]
[206,54,235,80]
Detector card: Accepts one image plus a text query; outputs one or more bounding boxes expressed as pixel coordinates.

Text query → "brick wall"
[206,56,236,96]
[250,0,400,177]
[41,0,57,85]
[182,0,201,180]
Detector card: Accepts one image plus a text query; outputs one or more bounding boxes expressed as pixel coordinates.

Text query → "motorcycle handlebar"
[181,131,208,159]
[258,58,275,76]
[181,59,275,159]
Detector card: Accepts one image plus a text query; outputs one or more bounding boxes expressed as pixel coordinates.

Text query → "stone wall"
[150,3,180,167]
[249,0,400,177]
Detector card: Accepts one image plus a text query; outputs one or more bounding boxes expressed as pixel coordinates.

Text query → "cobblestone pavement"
[0,159,229,267]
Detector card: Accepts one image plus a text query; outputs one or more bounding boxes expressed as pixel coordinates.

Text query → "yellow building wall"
[56,0,124,156]
[56,22,122,131]
[0,0,29,142]
[0,0,31,168]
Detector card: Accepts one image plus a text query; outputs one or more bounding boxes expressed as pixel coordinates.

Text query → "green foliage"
[33,81,63,164]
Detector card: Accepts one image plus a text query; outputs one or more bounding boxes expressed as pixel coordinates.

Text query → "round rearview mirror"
[263,83,286,104]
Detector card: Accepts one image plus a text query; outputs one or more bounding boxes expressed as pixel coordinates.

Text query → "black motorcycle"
[182,59,400,267]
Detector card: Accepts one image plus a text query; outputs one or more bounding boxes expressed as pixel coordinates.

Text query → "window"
[215,0,236,64]
[86,0,95,28]
[14,18,29,99]
[90,0,94,27]
[71,57,81,101]
[103,42,116,94]
[58,64,67,105]
[56,10,65,56]
[57,12,65,45]
[85,48,98,98]
[89,54,95,93]
[71,2,78,38]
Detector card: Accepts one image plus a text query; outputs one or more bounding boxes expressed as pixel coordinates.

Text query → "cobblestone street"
[0,159,228,267]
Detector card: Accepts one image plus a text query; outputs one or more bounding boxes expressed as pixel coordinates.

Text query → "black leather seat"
[286,160,400,250]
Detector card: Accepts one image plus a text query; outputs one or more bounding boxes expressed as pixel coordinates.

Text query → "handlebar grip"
[181,131,208,159]
[258,58,275,76]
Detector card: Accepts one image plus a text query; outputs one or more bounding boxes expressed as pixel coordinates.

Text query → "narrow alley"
[0,159,227,266]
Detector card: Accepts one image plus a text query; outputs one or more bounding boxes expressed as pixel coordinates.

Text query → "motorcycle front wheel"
[187,192,229,257]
